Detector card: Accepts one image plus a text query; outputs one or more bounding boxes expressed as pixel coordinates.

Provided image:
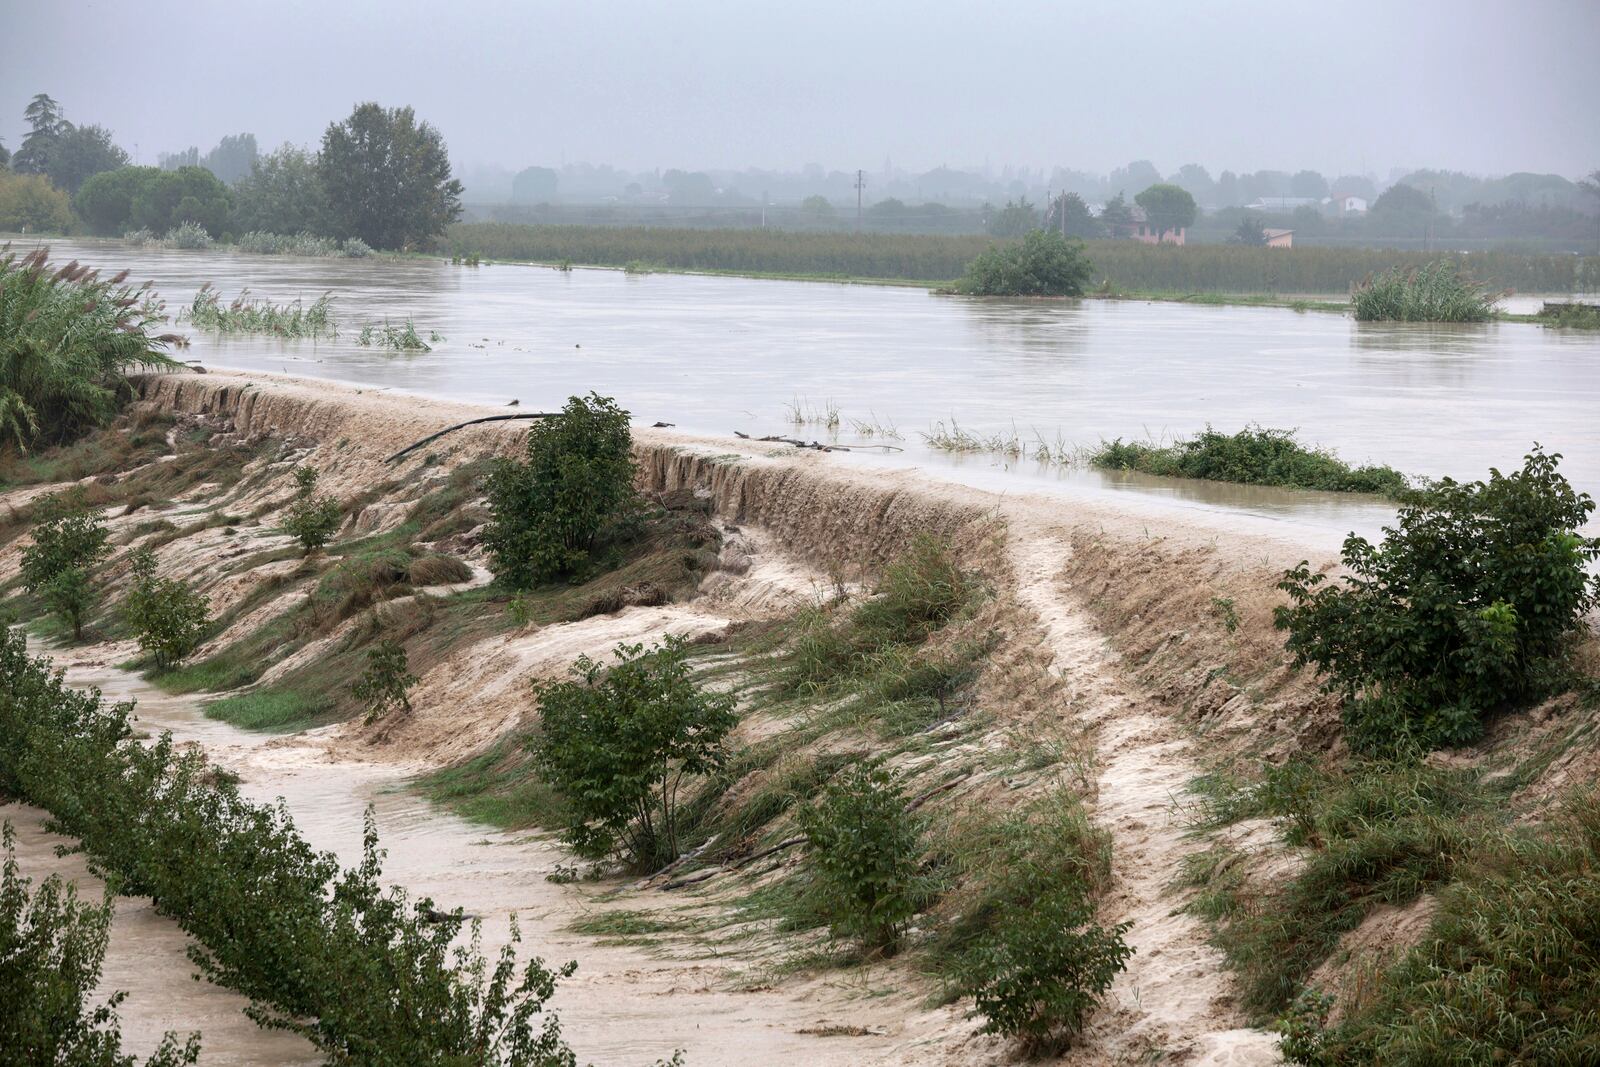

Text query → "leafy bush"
[0,170,75,233]
[0,247,181,452]
[1535,301,1600,329]
[281,466,343,555]
[1090,426,1409,496]
[484,393,638,590]
[532,637,737,870]
[1276,448,1599,753]
[960,887,1132,1054]
[957,230,1094,296]
[20,504,110,640]
[351,638,418,724]
[123,549,211,668]
[162,221,213,249]
[796,763,926,953]
[942,794,1130,1053]
[0,627,584,1065]
[0,824,201,1067]
[1351,260,1496,322]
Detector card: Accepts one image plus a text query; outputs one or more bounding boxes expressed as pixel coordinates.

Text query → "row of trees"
[990,184,1199,242]
[2,94,463,250]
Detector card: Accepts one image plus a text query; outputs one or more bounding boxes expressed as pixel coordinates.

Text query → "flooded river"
[25,238,1600,537]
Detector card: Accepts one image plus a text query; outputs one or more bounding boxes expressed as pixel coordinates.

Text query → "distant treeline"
[448,223,1600,293]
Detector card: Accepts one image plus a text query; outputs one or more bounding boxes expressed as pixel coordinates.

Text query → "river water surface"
[28,237,1600,538]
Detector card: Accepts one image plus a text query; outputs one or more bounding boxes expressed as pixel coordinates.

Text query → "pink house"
[1127,206,1186,245]
[1263,228,1294,249]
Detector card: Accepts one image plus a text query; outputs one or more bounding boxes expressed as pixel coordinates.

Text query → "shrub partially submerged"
[1351,260,1496,322]
[1091,426,1408,496]
[956,230,1094,297]
[1276,447,1599,754]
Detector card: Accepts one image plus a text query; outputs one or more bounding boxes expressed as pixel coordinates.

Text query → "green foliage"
[959,888,1132,1053]
[0,170,74,233]
[318,103,463,250]
[0,824,201,1067]
[938,793,1130,1052]
[1190,761,1494,1018]
[21,504,109,640]
[1090,426,1409,496]
[122,550,210,669]
[957,230,1094,296]
[124,166,231,237]
[0,247,181,452]
[351,638,417,725]
[356,319,430,351]
[1231,213,1268,246]
[483,394,638,590]
[1276,448,1599,754]
[796,762,926,953]
[46,124,130,196]
[280,466,342,556]
[986,197,1039,238]
[1351,260,1496,322]
[182,284,336,337]
[1536,301,1600,329]
[441,222,1599,292]
[532,637,737,870]
[1134,182,1198,238]
[1287,787,1600,1065]
[228,145,327,237]
[0,628,583,1065]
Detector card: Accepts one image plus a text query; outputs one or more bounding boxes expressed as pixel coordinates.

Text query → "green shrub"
[0,823,201,1067]
[957,230,1094,296]
[0,247,180,452]
[20,504,110,640]
[122,550,211,668]
[1536,301,1600,329]
[1351,260,1496,322]
[532,637,737,870]
[939,793,1130,1052]
[796,762,926,953]
[281,466,343,555]
[1276,448,1599,754]
[351,638,418,725]
[182,284,336,338]
[960,887,1132,1054]
[0,627,583,1065]
[1091,426,1409,497]
[484,393,638,590]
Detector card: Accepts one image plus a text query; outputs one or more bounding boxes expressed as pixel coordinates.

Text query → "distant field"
[446,222,1600,295]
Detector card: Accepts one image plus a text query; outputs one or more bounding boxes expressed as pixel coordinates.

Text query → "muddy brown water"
[22,238,1600,540]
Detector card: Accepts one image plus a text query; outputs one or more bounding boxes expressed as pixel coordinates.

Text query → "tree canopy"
[1134,183,1197,238]
[318,103,462,250]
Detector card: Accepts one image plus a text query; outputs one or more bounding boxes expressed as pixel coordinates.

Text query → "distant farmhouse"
[1263,227,1295,248]
[1105,204,1187,245]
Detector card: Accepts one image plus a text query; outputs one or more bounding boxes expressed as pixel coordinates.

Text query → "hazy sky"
[3,0,1597,179]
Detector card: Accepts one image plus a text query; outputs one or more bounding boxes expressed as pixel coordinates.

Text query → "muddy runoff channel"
[2,370,1320,1066]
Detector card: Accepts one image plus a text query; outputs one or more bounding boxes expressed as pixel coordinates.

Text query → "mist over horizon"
[3,0,1597,186]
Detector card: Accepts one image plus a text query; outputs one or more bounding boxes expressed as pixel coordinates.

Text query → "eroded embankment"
[3,368,1389,1066]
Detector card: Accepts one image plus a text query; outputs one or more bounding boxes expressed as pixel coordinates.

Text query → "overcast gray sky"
[2,0,1597,179]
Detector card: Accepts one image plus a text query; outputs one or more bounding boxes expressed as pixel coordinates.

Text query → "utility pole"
[855,169,866,231]
[761,190,767,229]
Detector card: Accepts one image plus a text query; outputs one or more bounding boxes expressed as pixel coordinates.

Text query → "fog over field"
[2,0,1597,177]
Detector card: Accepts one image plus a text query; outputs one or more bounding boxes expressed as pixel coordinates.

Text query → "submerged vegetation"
[235,230,373,257]
[0,628,583,1064]
[1,825,201,1066]
[1350,260,1497,322]
[181,283,336,338]
[356,318,431,351]
[445,222,1600,293]
[1089,426,1410,496]
[0,246,180,453]
[1535,300,1600,329]
[955,229,1094,297]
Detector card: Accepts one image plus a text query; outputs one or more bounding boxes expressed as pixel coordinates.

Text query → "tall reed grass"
[180,284,337,338]
[1350,261,1497,322]
[0,245,182,452]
